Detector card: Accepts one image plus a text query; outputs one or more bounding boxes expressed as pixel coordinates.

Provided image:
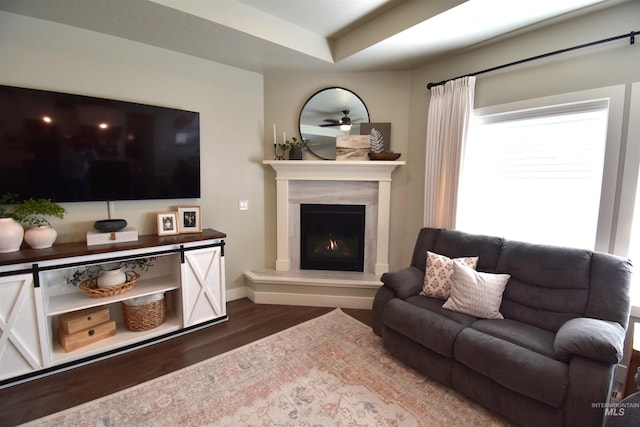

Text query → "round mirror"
[299,87,369,160]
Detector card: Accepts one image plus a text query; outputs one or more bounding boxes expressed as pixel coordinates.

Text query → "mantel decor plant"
[278,136,309,160]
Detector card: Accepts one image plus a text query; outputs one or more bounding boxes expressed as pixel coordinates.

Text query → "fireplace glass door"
[300,204,365,272]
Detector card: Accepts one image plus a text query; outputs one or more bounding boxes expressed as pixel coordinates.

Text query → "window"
[456,86,624,252]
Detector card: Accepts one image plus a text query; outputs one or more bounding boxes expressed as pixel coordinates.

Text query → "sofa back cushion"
[411,228,503,273]
[586,252,632,328]
[411,228,632,332]
[496,240,592,332]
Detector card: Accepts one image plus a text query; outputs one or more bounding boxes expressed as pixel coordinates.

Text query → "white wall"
[0,11,266,293]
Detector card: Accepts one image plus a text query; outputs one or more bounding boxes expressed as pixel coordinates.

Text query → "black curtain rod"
[426,30,638,89]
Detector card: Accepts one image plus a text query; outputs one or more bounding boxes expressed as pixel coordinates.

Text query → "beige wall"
[0,11,265,292]
[262,71,412,270]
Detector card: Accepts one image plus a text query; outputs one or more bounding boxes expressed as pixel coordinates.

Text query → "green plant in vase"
[0,193,66,251]
[278,136,309,160]
[11,197,66,227]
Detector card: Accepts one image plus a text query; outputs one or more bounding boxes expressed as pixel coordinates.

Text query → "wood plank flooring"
[0,299,372,426]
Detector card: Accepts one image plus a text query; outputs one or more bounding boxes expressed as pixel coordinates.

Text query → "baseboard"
[226,286,248,302]
[246,288,373,309]
[230,284,374,308]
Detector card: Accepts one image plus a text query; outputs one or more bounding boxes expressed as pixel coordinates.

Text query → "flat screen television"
[0,85,200,203]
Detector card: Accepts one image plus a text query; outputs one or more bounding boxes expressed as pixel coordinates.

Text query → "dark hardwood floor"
[0,299,372,426]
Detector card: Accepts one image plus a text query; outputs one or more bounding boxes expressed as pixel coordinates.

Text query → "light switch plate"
[239,200,249,210]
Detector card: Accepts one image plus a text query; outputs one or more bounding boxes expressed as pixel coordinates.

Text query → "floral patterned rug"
[23,309,512,426]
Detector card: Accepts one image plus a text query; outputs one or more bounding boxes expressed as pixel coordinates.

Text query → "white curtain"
[423,76,476,228]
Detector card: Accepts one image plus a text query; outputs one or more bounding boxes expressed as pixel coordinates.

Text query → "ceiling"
[0,0,626,73]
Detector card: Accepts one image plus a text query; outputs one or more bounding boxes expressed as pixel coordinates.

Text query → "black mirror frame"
[298,87,370,160]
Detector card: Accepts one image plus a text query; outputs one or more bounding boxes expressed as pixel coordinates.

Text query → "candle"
[283,132,286,144]
[273,124,276,145]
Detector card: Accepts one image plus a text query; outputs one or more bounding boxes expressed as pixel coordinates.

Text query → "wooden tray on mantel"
[368,152,401,161]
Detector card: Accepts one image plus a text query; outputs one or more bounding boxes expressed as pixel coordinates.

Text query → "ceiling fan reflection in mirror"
[299,87,370,160]
[320,110,353,131]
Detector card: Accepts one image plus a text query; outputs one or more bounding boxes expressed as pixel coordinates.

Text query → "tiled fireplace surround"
[245,160,404,309]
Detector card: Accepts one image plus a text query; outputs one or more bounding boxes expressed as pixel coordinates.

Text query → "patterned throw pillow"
[421,251,479,300]
[442,262,511,319]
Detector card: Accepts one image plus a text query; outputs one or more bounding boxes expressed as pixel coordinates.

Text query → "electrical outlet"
[612,389,623,401]
[611,381,625,401]
[239,200,249,211]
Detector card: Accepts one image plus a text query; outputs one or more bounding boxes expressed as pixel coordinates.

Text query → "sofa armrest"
[380,267,423,299]
[554,317,625,364]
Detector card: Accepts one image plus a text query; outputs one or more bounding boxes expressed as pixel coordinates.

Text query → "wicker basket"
[79,271,140,298]
[122,296,166,332]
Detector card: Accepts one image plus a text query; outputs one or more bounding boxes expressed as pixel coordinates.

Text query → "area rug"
[23,309,512,426]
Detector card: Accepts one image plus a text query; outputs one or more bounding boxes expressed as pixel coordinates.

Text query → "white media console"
[0,229,227,387]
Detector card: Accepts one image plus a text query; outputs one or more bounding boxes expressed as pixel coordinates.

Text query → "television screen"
[0,85,200,202]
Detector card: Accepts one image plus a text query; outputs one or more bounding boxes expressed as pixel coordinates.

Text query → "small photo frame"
[157,212,179,236]
[177,206,202,233]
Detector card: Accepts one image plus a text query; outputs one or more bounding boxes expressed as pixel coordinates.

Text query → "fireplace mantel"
[263,160,404,181]
[246,160,404,309]
[264,160,404,275]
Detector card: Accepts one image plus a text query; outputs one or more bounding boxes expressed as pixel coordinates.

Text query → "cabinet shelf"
[47,276,180,316]
[49,313,183,365]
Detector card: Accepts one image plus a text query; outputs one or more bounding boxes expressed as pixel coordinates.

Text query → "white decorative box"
[86,227,138,246]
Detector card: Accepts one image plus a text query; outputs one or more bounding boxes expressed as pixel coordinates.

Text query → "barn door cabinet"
[0,229,226,386]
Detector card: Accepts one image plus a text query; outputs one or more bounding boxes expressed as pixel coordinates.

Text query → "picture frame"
[177,206,202,233]
[360,122,391,153]
[335,135,370,160]
[157,212,179,236]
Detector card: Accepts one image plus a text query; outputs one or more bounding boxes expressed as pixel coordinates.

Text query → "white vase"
[97,268,127,288]
[0,218,24,253]
[24,225,57,249]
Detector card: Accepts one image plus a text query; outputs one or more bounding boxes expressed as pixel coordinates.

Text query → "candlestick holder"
[274,143,285,160]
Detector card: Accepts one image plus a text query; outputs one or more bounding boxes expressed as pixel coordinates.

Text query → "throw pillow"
[442,262,510,319]
[421,251,478,300]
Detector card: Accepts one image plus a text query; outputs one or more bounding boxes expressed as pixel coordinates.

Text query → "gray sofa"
[373,228,632,427]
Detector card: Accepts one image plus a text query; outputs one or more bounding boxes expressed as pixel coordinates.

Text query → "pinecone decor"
[369,128,384,153]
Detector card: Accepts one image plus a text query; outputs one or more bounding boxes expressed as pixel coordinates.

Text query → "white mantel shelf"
[263,160,405,181]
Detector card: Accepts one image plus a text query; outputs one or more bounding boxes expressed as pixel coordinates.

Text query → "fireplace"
[300,204,365,272]
[246,160,403,309]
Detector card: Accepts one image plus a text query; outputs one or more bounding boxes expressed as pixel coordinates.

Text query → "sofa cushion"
[455,327,569,408]
[380,266,424,299]
[432,229,504,273]
[421,251,479,299]
[495,240,592,332]
[442,263,510,319]
[383,297,476,358]
[471,319,558,360]
[554,317,626,364]
[405,295,478,325]
[586,252,632,329]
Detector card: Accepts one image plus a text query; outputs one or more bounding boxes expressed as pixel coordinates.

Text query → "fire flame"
[327,239,338,251]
